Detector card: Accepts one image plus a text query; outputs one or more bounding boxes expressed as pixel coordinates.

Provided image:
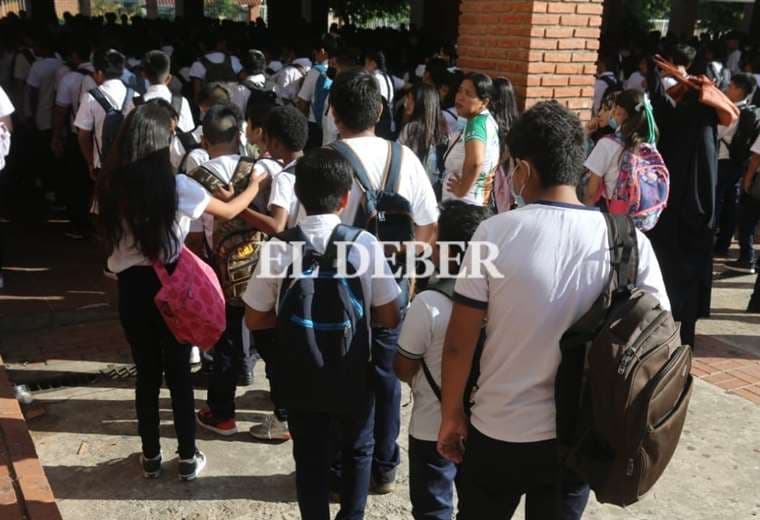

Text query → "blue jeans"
[738,194,760,263]
[460,426,589,520]
[409,436,461,520]
[371,281,409,482]
[288,394,375,520]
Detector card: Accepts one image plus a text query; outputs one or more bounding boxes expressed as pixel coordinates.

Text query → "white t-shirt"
[373,71,404,103]
[107,174,211,273]
[183,148,211,234]
[143,84,195,133]
[717,100,748,161]
[232,74,267,114]
[397,289,453,441]
[188,154,241,244]
[274,62,309,101]
[321,93,338,145]
[56,62,95,130]
[74,79,136,168]
[625,71,646,91]
[0,86,14,172]
[0,86,14,118]
[454,202,671,443]
[337,137,439,227]
[726,49,742,75]
[584,135,624,199]
[242,213,401,334]
[297,61,328,124]
[189,52,243,81]
[26,56,64,130]
[268,161,305,229]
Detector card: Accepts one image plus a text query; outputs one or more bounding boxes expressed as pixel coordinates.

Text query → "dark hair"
[333,48,357,70]
[438,200,492,271]
[70,38,92,63]
[600,85,622,112]
[330,68,382,133]
[615,89,659,156]
[202,104,241,146]
[198,82,231,107]
[598,54,618,74]
[464,72,494,104]
[245,49,266,75]
[265,105,308,152]
[730,72,757,99]
[490,77,520,162]
[672,44,696,68]
[506,101,585,188]
[402,83,447,162]
[93,48,125,79]
[365,49,387,72]
[143,49,171,84]
[245,90,281,128]
[294,148,354,215]
[98,103,178,262]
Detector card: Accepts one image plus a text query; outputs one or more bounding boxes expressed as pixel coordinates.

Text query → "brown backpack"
[555,214,693,507]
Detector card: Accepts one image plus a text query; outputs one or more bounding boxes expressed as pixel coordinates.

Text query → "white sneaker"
[178,450,206,481]
[249,414,290,441]
[190,346,201,365]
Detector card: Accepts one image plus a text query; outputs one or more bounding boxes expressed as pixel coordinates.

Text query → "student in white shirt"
[592,55,620,115]
[438,101,670,519]
[329,68,439,492]
[189,33,243,103]
[365,50,406,138]
[394,200,492,520]
[273,57,311,102]
[74,49,135,178]
[97,102,265,482]
[296,38,336,148]
[715,73,756,259]
[320,48,357,146]
[725,34,742,75]
[243,146,401,519]
[0,86,13,290]
[142,50,195,170]
[231,49,268,115]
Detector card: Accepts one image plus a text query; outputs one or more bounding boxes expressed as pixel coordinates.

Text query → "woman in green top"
[443,73,502,206]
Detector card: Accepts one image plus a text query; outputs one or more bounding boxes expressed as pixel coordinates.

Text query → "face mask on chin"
[510,161,530,208]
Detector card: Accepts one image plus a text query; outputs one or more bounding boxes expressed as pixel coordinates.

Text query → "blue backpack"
[312,63,332,128]
[275,224,371,413]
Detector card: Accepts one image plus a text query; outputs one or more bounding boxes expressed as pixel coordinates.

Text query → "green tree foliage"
[329,0,408,25]
[697,2,744,35]
[206,0,246,20]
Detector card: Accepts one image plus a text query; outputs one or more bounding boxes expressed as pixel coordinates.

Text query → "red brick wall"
[458,0,603,121]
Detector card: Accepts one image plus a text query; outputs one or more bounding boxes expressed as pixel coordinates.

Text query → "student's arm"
[372,298,401,329]
[0,115,11,133]
[742,153,760,194]
[414,222,438,251]
[447,139,485,198]
[204,173,265,221]
[394,355,420,384]
[246,307,277,330]
[394,296,432,384]
[242,240,283,330]
[583,173,603,206]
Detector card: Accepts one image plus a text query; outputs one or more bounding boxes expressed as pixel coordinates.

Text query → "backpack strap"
[322,224,363,270]
[383,141,403,193]
[121,88,134,113]
[89,87,116,113]
[330,141,373,194]
[421,359,442,400]
[603,213,638,293]
[242,79,260,93]
[170,94,183,116]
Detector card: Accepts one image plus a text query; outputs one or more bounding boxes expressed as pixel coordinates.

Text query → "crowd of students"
[0,11,759,520]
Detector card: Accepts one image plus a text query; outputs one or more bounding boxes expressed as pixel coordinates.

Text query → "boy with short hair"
[232,49,268,115]
[394,200,492,520]
[243,146,401,519]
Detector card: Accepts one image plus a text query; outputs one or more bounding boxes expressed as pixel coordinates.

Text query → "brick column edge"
[458,0,602,121]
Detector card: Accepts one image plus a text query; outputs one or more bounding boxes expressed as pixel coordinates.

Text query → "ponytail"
[615,89,659,159]
[490,77,520,163]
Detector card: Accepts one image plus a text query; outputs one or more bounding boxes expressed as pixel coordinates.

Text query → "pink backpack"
[153,246,226,351]
[606,138,670,232]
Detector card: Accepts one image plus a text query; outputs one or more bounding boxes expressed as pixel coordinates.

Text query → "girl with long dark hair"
[442,72,503,206]
[398,83,449,191]
[98,102,265,482]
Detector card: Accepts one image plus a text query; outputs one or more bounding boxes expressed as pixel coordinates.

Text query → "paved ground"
[1,217,759,519]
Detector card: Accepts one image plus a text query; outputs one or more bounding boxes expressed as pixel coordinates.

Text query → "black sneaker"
[140,452,162,479]
[371,469,397,495]
[237,370,254,387]
[725,260,757,274]
[748,298,760,314]
[178,449,207,481]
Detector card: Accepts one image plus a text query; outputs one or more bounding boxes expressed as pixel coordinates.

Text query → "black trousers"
[252,328,287,421]
[206,305,247,420]
[460,426,589,520]
[118,265,196,460]
[63,131,92,233]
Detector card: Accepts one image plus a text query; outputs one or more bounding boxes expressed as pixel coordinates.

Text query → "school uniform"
[397,290,460,520]
[337,136,439,485]
[273,58,311,101]
[714,99,748,254]
[243,213,400,520]
[297,60,330,148]
[110,173,211,461]
[26,55,63,197]
[143,83,195,170]
[189,52,243,82]
[454,202,670,519]
[592,72,619,115]
[321,93,338,146]
[737,135,760,267]
[74,79,136,170]
[231,74,266,114]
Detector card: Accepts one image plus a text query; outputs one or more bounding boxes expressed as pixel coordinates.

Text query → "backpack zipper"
[617,310,669,376]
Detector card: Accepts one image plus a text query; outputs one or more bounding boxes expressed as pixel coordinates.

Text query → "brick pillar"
[458,0,603,121]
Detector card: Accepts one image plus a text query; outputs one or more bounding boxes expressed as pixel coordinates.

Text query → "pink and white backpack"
[606,137,670,232]
[153,246,226,351]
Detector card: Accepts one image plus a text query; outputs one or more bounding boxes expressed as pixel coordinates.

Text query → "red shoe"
[196,408,237,436]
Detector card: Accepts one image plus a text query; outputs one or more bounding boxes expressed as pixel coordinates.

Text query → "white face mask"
[510,160,530,207]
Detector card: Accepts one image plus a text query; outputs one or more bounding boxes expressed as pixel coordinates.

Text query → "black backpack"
[376,73,396,140]
[275,224,371,413]
[726,104,760,168]
[418,277,485,417]
[555,214,692,507]
[200,54,238,83]
[89,86,133,163]
[330,140,415,252]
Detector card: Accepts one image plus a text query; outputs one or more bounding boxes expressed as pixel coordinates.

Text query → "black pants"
[63,131,92,233]
[460,426,589,520]
[714,159,743,253]
[252,328,287,421]
[206,305,247,420]
[305,122,323,151]
[738,194,760,264]
[117,266,196,460]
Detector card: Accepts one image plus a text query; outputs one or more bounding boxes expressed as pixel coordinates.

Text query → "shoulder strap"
[170,94,183,116]
[197,164,227,187]
[383,141,403,193]
[421,359,442,401]
[89,87,115,113]
[442,131,463,165]
[323,224,363,267]
[330,141,373,194]
[383,73,394,102]
[603,213,638,292]
[121,88,133,112]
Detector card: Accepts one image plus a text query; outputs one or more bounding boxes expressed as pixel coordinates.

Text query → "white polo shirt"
[297,60,328,124]
[56,62,95,130]
[242,213,401,333]
[336,137,439,227]
[26,56,63,130]
[268,160,305,229]
[584,135,625,199]
[454,201,670,443]
[74,79,136,168]
[232,74,267,114]
[143,83,195,133]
